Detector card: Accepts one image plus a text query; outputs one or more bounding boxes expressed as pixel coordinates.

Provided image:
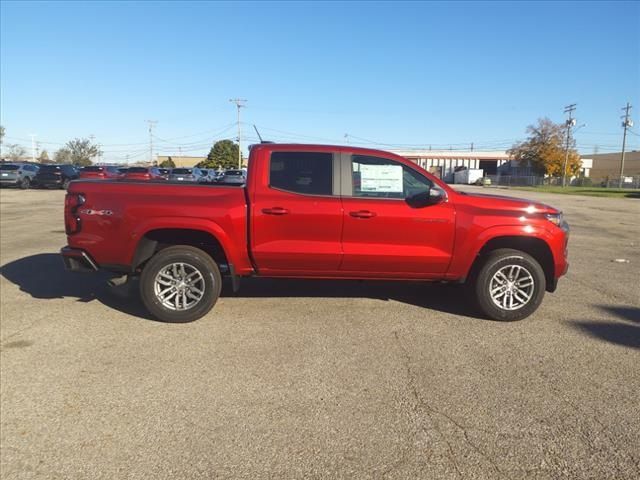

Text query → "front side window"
[351,155,432,199]
[270,152,333,195]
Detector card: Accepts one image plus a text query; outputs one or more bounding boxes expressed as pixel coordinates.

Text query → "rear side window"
[270,152,333,195]
[1,165,20,171]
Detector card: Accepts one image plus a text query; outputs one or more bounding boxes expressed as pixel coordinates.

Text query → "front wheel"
[139,245,222,323]
[20,177,31,189]
[473,248,546,321]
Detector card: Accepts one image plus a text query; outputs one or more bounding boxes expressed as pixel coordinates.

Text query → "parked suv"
[33,164,79,189]
[79,165,121,180]
[217,169,246,185]
[0,163,40,189]
[168,167,206,183]
[120,167,166,181]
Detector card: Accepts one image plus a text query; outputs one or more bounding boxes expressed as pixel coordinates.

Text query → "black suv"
[33,164,79,189]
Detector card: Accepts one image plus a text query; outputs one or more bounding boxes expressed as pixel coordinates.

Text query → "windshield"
[0,164,20,171]
[171,168,192,174]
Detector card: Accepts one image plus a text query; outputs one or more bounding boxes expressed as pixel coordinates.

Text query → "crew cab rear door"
[339,153,455,277]
[250,150,343,274]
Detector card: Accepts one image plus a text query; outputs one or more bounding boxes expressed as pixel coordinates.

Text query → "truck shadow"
[223,277,480,318]
[0,253,155,320]
[568,305,640,350]
[0,253,482,321]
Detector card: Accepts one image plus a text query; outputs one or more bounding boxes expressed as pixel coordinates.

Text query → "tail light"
[64,193,85,234]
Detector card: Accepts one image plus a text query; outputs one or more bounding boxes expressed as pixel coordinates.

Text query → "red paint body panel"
[64,143,569,285]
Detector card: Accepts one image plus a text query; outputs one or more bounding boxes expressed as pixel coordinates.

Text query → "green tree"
[198,139,241,169]
[63,137,101,166]
[159,156,176,168]
[508,118,581,177]
[6,144,26,162]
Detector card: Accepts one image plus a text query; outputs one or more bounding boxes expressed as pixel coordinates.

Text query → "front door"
[250,151,343,275]
[340,154,455,278]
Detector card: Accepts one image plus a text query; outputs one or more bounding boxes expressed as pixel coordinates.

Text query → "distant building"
[580,151,640,182]
[156,155,206,168]
[393,150,511,182]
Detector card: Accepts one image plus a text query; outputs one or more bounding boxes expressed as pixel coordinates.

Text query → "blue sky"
[1,0,639,162]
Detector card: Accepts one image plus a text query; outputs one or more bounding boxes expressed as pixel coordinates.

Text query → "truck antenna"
[253,124,264,143]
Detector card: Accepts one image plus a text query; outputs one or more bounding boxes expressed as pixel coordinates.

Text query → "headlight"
[545,212,563,226]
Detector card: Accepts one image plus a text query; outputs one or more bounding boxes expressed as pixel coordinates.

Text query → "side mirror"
[406,188,446,208]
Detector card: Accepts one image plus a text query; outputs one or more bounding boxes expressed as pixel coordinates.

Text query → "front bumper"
[60,247,98,272]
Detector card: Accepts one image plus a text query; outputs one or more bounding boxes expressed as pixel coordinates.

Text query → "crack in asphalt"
[391,330,507,479]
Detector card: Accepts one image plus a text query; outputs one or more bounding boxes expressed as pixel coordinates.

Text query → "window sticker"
[359,164,403,193]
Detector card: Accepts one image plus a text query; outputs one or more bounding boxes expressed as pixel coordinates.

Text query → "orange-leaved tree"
[508,117,581,177]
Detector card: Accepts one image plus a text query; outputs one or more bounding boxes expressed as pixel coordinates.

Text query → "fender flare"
[127,216,239,269]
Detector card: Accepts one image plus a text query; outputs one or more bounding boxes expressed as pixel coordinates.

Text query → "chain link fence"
[483,175,640,189]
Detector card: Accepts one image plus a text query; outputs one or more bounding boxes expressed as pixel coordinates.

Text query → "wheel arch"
[132,227,230,274]
[469,235,556,292]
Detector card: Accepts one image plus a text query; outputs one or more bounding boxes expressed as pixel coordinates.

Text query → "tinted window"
[351,155,432,199]
[1,164,20,171]
[82,166,104,172]
[270,152,333,195]
[172,168,192,174]
[225,170,244,176]
[127,167,148,173]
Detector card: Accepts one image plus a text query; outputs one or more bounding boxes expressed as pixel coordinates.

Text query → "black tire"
[20,177,31,189]
[473,248,546,321]
[61,179,70,190]
[139,245,222,323]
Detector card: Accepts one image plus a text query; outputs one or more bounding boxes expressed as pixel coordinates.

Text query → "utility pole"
[29,134,36,162]
[146,120,158,164]
[229,99,246,168]
[619,102,633,185]
[470,142,474,152]
[562,104,577,187]
[344,133,349,144]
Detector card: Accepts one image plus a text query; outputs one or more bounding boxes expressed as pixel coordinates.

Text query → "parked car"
[158,168,171,179]
[117,167,129,176]
[79,165,121,180]
[199,169,213,183]
[217,169,246,185]
[33,164,79,189]
[168,167,206,183]
[62,143,569,324]
[0,163,40,189]
[120,166,166,181]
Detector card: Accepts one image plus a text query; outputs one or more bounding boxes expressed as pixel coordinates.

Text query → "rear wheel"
[20,177,31,189]
[473,248,546,321]
[140,245,222,323]
[62,179,70,190]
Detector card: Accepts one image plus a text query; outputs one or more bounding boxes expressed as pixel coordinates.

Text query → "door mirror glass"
[406,187,446,208]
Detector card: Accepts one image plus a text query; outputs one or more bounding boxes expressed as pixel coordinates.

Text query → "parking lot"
[0,186,638,479]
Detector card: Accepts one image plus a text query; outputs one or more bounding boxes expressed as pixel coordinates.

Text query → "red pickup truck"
[61,143,569,323]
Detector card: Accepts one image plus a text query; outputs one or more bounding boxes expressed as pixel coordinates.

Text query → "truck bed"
[66,180,250,271]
